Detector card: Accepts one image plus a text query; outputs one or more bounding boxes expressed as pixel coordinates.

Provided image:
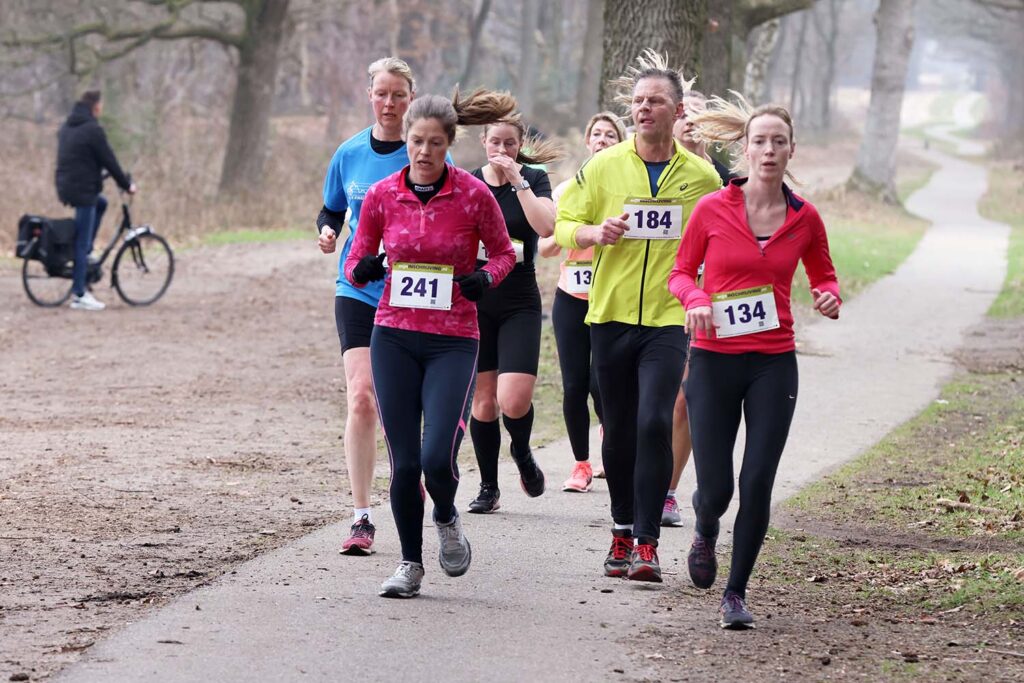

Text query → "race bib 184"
[389,262,453,311]
[622,197,684,240]
[710,285,780,338]
[564,260,593,295]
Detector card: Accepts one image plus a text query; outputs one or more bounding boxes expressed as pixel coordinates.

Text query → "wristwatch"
[510,178,531,193]
[483,270,494,287]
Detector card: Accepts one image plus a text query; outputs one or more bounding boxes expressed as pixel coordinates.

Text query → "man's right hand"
[128,183,138,194]
[578,212,630,247]
[318,227,337,254]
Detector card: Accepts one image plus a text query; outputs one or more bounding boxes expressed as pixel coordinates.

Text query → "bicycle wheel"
[112,232,174,306]
[22,258,72,307]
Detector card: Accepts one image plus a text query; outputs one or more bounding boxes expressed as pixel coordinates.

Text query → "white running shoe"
[435,510,472,577]
[69,291,106,311]
[379,561,424,599]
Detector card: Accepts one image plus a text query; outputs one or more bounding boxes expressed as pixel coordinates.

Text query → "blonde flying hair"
[368,56,416,93]
[404,87,517,143]
[482,115,565,166]
[690,91,798,181]
[583,111,627,145]
[608,49,696,111]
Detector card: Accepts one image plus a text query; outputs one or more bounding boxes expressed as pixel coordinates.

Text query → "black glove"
[353,253,387,284]
[454,270,492,302]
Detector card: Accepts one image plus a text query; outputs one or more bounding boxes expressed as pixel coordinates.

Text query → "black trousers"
[685,348,798,597]
[591,322,687,542]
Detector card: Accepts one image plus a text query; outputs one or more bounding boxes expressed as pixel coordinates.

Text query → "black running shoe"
[510,442,545,497]
[467,483,501,514]
[720,590,754,629]
[687,532,718,589]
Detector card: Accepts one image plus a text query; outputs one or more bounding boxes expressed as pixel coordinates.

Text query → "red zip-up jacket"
[669,180,841,354]
[345,164,516,340]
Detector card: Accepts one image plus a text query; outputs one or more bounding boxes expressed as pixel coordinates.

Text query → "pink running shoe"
[661,495,682,526]
[340,514,375,555]
[562,461,594,492]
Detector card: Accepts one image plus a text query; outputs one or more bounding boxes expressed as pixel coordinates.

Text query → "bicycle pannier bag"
[37,217,77,273]
[16,214,46,259]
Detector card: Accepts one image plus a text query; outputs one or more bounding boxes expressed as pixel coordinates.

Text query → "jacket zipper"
[634,152,682,326]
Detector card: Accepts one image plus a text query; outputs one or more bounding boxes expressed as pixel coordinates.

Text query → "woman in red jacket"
[345,89,518,599]
[668,96,840,629]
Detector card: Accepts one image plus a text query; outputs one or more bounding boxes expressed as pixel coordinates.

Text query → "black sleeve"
[526,166,552,199]
[317,204,345,234]
[93,125,131,190]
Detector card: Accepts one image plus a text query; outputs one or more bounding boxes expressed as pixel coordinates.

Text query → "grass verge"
[978,161,1024,317]
[201,228,311,246]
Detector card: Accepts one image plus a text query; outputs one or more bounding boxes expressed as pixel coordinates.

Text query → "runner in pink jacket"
[345,163,516,338]
[343,89,518,600]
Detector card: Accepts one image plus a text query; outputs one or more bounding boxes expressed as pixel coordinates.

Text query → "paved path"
[58,98,1009,683]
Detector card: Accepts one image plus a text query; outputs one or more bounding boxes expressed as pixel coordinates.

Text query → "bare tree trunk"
[574,0,604,116]
[788,10,809,117]
[518,0,540,117]
[744,18,781,105]
[848,0,916,204]
[600,0,707,110]
[460,0,492,86]
[702,0,737,97]
[219,0,291,192]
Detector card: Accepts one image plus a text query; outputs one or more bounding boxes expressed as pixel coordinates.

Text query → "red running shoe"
[627,543,663,583]
[340,514,375,555]
[604,528,634,577]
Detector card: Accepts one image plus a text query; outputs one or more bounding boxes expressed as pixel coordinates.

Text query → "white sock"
[354,507,372,524]
[667,489,676,498]
[613,523,633,532]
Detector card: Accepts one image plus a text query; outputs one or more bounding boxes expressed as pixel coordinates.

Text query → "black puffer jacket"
[55,102,131,206]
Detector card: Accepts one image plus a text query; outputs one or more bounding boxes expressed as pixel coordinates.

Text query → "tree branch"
[739,0,815,33]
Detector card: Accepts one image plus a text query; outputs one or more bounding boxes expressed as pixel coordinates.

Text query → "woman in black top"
[467,118,562,513]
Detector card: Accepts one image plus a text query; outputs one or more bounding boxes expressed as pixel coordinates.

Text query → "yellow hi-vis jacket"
[555,137,722,327]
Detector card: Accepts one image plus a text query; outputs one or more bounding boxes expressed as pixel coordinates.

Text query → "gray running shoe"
[379,561,424,599]
[661,494,682,526]
[720,590,755,629]
[435,510,472,577]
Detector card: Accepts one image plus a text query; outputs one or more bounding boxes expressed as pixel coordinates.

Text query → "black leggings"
[591,322,687,542]
[552,288,602,461]
[370,326,478,564]
[685,349,798,598]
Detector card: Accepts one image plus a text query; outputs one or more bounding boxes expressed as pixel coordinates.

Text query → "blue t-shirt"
[643,160,670,196]
[322,126,409,305]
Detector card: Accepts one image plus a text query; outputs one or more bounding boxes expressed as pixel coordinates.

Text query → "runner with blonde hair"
[670,95,840,627]
[317,56,422,556]
[538,111,626,492]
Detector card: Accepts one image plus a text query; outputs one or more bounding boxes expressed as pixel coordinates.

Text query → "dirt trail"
[1,241,353,679]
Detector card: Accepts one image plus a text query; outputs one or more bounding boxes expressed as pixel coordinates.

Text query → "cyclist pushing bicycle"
[55,89,136,311]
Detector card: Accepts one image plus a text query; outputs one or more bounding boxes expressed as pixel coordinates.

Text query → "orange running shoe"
[562,461,593,492]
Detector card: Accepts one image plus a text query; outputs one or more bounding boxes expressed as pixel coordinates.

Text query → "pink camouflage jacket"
[345,163,516,339]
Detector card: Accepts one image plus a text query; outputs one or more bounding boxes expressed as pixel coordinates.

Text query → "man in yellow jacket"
[556,54,720,583]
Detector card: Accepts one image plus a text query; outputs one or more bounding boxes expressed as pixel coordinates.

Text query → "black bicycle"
[20,191,174,307]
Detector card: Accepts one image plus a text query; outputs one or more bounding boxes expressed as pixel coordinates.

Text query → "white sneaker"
[69,291,106,311]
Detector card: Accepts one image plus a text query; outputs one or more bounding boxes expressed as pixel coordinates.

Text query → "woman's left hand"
[488,155,523,186]
[812,288,840,319]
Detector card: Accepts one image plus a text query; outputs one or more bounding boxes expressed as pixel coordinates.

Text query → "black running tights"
[685,349,798,598]
[552,288,603,461]
[371,326,478,564]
